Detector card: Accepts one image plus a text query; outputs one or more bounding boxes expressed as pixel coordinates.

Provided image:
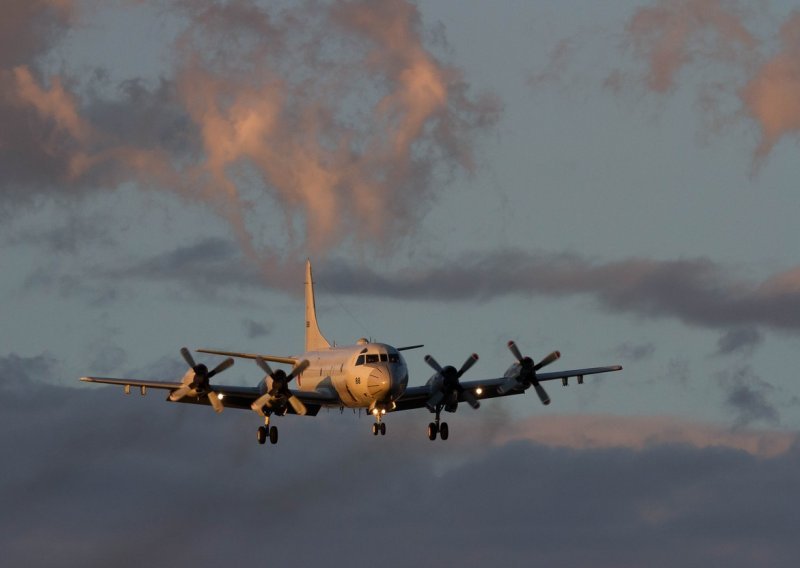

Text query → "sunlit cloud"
[0,0,499,258]
[498,414,796,458]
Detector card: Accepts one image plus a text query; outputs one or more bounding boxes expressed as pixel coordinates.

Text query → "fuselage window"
[356,355,365,366]
[366,354,379,364]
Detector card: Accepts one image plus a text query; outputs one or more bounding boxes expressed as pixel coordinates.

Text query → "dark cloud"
[718,366,780,429]
[242,318,272,339]
[716,327,764,356]
[615,341,656,361]
[2,354,800,567]
[319,252,800,333]
[59,242,800,335]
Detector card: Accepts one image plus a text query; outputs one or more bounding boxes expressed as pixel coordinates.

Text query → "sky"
[2,0,800,565]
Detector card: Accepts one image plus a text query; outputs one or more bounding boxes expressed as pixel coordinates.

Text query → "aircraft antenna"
[316,278,373,341]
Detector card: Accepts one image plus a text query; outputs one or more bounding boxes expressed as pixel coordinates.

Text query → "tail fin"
[305,260,331,351]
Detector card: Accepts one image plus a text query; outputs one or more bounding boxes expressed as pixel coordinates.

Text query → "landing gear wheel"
[439,422,449,440]
[269,425,279,445]
[380,422,386,436]
[257,426,267,445]
[372,423,379,436]
[427,422,438,440]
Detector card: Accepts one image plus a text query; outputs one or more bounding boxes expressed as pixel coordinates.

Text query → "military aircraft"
[81,260,622,445]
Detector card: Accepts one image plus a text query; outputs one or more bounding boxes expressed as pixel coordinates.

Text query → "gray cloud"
[615,341,656,361]
[243,318,272,339]
[3,354,800,567]
[717,327,764,356]
[53,242,800,335]
[718,366,780,429]
[319,252,800,333]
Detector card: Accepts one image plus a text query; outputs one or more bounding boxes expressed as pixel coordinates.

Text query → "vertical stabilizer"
[305,260,331,352]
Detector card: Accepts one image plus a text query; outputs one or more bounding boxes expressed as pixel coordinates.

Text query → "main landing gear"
[427,407,449,441]
[256,416,279,445]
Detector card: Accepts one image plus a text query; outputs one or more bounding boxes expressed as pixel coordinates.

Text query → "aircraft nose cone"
[367,368,389,398]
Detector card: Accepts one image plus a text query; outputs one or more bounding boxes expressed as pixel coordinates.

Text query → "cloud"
[3,357,800,567]
[615,341,656,361]
[60,241,800,335]
[717,365,780,428]
[242,318,272,339]
[319,251,800,333]
[0,0,499,257]
[716,326,763,356]
[614,1,800,168]
[498,414,795,458]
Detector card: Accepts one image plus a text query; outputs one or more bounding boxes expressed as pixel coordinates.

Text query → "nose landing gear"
[370,406,388,436]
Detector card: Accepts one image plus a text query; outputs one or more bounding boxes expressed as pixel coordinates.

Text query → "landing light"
[217,393,225,400]
[372,408,379,416]
[381,409,386,415]
[475,387,483,396]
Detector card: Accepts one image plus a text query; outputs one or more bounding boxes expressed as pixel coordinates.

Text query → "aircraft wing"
[79,376,336,415]
[195,349,297,366]
[392,365,622,412]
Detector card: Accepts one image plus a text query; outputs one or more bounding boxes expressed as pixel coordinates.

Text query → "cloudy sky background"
[2,0,800,565]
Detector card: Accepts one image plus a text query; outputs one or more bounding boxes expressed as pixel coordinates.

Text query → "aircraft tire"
[439,422,449,440]
[380,422,386,435]
[257,426,267,445]
[269,425,279,444]
[427,423,438,440]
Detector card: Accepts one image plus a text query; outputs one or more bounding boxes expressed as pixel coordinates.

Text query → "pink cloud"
[497,414,796,458]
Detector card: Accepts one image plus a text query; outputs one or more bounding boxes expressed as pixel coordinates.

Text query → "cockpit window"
[380,354,388,362]
[366,354,379,364]
[356,355,365,366]
[388,353,400,363]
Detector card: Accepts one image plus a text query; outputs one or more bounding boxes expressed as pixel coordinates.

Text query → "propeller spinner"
[498,341,560,404]
[424,353,480,412]
[250,358,310,416]
[168,347,234,413]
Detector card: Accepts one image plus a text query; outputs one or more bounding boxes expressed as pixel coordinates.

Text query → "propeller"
[251,358,310,416]
[168,347,234,413]
[498,341,560,405]
[424,353,480,412]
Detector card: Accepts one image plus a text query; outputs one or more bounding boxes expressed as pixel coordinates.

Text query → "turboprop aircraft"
[81,260,622,445]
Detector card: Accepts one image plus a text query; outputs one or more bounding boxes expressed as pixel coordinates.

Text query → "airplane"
[81,260,622,445]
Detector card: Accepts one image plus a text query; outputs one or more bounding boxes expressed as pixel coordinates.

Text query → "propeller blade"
[462,389,480,409]
[208,357,234,379]
[255,357,274,378]
[288,395,307,416]
[508,340,523,362]
[534,351,561,371]
[251,393,270,414]
[208,391,224,413]
[287,359,310,382]
[180,347,196,369]
[169,384,192,401]
[532,381,551,405]
[424,355,444,374]
[457,353,479,378]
